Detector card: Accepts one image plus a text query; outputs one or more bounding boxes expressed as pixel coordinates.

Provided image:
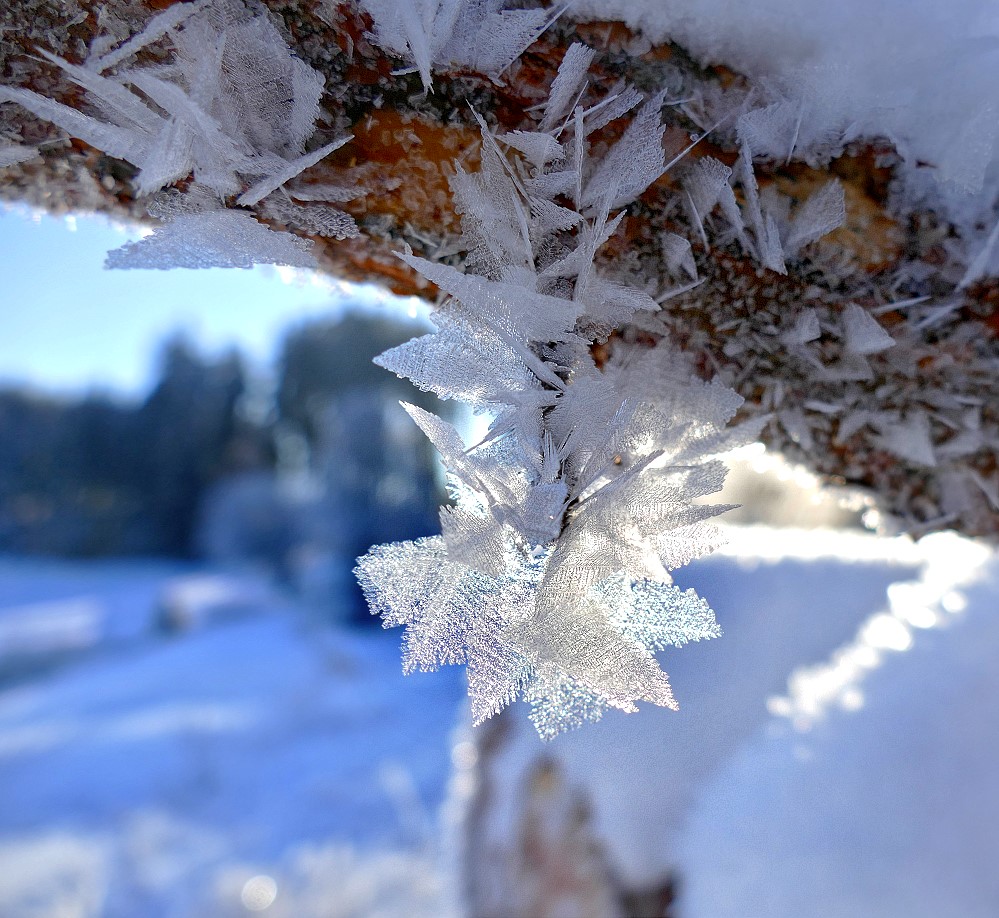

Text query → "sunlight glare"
[241,875,278,911]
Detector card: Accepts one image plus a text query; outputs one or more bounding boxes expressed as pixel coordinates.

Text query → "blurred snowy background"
[1,205,998,917]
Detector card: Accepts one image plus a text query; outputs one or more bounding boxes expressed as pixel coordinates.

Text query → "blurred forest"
[0,308,448,616]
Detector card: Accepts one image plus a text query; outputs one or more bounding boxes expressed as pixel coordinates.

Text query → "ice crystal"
[0,144,37,168]
[537,42,596,134]
[841,303,896,356]
[958,216,999,289]
[873,412,937,468]
[86,1,207,73]
[681,142,845,271]
[783,180,846,260]
[360,0,560,91]
[105,206,317,271]
[357,45,771,738]
[0,4,340,199]
[661,233,698,281]
[782,307,822,346]
[737,99,803,164]
[257,192,359,240]
[0,1,351,269]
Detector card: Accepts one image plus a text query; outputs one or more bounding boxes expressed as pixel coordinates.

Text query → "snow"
[0,559,466,917]
[0,557,281,672]
[0,616,457,845]
[570,0,999,220]
[0,557,186,676]
[1,524,997,915]
[677,534,999,918]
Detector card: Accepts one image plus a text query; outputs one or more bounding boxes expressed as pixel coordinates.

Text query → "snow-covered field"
[0,526,996,917]
[0,558,466,917]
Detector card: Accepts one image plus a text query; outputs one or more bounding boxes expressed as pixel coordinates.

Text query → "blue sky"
[0,206,421,399]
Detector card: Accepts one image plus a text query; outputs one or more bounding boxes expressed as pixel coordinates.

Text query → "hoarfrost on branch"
[357,45,783,738]
[0,2,872,738]
[0,0,356,269]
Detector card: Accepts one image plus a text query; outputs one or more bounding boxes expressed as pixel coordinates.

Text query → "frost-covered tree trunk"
[455,713,678,917]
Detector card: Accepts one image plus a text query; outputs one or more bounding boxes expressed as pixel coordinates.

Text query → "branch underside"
[1,0,996,540]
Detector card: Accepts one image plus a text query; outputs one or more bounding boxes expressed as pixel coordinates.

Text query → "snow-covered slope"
[677,540,999,918]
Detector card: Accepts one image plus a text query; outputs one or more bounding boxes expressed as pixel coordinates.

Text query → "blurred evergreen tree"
[0,310,449,577]
[136,336,249,556]
[276,309,451,618]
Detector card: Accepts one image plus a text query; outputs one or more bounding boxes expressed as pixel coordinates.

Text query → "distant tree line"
[0,309,447,562]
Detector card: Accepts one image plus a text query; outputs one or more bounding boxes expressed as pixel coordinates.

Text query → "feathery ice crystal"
[0,0,357,269]
[356,46,777,738]
[360,0,563,91]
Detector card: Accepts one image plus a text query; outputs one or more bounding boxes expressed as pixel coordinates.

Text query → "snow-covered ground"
[678,533,999,918]
[0,527,996,917]
[0,557,282,679]
[0,560,466,917]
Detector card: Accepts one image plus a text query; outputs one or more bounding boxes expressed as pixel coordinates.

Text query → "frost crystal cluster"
[360,0,561,91]
[356,47,770,738]
[0,0,356,269]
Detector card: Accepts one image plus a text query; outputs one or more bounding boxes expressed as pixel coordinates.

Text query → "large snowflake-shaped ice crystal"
[354,42,808,738]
